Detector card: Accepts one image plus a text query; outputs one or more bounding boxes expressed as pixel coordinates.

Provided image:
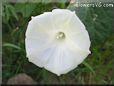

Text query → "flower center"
[56,32,65,40]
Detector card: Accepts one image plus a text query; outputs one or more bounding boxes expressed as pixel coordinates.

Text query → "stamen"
[56,32,65,40]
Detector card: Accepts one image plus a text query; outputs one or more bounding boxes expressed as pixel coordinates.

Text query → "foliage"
[2,1,114,84]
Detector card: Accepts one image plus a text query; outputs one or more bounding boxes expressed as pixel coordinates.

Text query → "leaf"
[82,61,95,74]
[3,43,21,50]
[67,2,114,46]
[67,4,88,21]
[14,3,38,17]
[7,5,18,20]
[5,6,10,21]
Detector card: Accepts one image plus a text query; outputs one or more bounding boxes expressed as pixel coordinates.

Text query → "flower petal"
[67,29,91,51]
[66,13,91,50]
[25,37,54,67]
[25,9,91,76]
[26,12,54,39]
[51,9,74,31]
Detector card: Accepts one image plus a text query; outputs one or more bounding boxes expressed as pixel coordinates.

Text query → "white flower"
[25,9,91,76]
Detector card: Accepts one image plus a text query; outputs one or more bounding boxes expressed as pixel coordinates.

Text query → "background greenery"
[2,1,114,84]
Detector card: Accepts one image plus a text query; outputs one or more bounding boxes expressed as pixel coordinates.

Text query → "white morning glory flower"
[25,9,91,76]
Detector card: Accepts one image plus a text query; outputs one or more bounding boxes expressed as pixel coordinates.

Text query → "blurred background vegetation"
[2,0,114,84]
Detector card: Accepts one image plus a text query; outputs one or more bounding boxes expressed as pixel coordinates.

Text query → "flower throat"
[56,32,65,40]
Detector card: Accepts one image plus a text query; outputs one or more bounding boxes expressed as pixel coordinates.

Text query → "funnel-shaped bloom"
[25,9,91,76]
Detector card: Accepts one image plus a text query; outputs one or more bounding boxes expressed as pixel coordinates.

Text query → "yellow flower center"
[56,32,65,40]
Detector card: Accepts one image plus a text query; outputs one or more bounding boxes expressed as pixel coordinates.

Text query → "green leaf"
[14,3,38,17]
[67,3,114,46]
[7,5,18,20]
[3,43,22,50]
[82,61,95,74]
[67,4,88,21]
[5,6,10,21]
